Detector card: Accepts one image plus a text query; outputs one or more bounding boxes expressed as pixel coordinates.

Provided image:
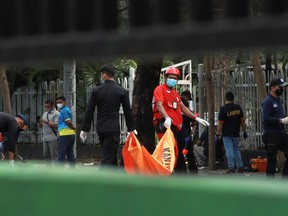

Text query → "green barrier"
[0,163,287,216]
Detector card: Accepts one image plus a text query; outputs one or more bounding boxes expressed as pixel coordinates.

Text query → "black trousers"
[171,125,198,174]
[98,132,120,166]
[262,132,288,176]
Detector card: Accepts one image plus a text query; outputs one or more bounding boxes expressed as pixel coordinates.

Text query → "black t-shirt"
[218,103,244,137]
[181,97,196,135]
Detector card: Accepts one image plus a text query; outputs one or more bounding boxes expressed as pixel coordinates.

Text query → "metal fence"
[3,63,288,150]
[211,64,288,150]
[0,80,63,144]
[0,72,134,145]
[0,1,288,150]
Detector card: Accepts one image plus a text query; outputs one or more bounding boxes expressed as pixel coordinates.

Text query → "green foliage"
[77,61,101,86]
[162,57,174,68]
[277,51,288,71]
[113,59,137,78]
[6,62,61,95]
[77,58,137,86]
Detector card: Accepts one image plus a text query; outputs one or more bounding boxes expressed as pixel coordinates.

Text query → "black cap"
[15,114,29,126]
[181,90,192,100]
[269,78,288,89]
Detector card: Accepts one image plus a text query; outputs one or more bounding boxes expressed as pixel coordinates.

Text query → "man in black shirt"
[0,112,29,163]
[80,65,136,166]
[180,90,196,135]
[216,92,247,173]
[262,78,288,176]
[180,90,198,172]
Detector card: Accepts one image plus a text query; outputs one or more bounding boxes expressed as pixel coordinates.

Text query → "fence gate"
[211,64,288,150]
[0,74,134,146]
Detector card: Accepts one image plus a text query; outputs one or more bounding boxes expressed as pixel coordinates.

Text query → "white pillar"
[198,64,204,137]
[63,60,77,157]
[129,67,135,104]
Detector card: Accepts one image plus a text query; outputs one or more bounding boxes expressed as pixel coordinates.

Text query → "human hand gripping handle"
[127,129,138,136]
[164,117,172,129]
[126,129,138,141]
[80,131,87,143]
[280,117,288,124]
[195,117,210,127]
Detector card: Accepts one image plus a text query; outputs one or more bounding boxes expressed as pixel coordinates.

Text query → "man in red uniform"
[153,67,209,174]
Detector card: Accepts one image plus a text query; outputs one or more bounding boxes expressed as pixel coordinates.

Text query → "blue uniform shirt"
[262,94,285,133]
[58,106,75,136]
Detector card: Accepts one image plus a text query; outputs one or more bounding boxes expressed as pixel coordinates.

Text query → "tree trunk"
[204,54,216,170]
[265,50,272,85]
[0,65,12,114]
[251,51,267,101]
[0,65,20,160]
[132,58,163,154]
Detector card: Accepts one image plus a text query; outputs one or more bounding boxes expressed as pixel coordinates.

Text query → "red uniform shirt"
[153,83,182,131]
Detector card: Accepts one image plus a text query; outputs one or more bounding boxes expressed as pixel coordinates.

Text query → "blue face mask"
[166,78,177,88]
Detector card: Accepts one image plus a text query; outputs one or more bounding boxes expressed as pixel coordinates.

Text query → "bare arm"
[180,102,196,119]
[40,118,58,129]
[66,119,76,131]
[156,101,169,119]
[46,121,58,129]
[216,121,224,135]
[240,117,247,132]
[38,119,44,128]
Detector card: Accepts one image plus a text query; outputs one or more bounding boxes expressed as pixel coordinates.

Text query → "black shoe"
[226,168,236,174]
[237,168,245,173]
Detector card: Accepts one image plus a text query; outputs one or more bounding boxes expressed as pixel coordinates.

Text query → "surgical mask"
[57,103,64,109]
[166,78,177,88]
[276,88,284,96]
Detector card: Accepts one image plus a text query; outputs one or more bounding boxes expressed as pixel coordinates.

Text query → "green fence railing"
[0,164,287,216]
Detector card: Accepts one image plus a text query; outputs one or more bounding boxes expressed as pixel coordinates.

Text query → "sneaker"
[9,160,15,167]
[237,168,245,173]
[226,168,236,174]
[198,166,207,170]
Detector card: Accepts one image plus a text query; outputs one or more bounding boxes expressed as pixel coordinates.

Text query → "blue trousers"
[222,136,243,169]
[58,135,75,166]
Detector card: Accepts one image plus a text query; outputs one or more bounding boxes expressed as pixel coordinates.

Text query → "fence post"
[63,60,77,157]
[198,64,204,137]
[216,71,222,112]
[129,67,135,104]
